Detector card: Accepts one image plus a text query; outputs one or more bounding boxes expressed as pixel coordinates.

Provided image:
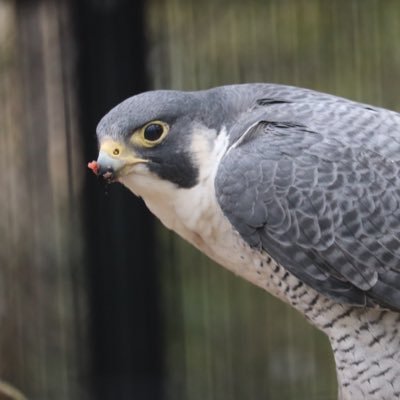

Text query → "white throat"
[119,126,232,253]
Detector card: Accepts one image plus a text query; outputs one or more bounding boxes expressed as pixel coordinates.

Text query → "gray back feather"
[215,84,400,310]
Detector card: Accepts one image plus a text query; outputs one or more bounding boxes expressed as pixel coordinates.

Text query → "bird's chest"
[144,183,315,307]
[122,168,332,326]
[139,180,269,280]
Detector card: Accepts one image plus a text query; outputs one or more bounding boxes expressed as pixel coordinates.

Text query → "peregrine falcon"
[89,84,400,400]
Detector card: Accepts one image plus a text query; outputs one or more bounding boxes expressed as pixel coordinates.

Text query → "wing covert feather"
[215,99,400,310]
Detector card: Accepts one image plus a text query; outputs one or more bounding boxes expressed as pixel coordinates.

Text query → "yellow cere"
[99,139,147,166]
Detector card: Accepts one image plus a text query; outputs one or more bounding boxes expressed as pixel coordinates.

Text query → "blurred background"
[1,0,400,399]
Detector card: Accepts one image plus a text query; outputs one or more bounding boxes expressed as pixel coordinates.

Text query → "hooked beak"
[88,139,148,182]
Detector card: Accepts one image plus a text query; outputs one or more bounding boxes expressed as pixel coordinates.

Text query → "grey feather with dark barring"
[92,83,400,400]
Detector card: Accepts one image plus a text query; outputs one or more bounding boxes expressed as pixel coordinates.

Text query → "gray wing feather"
[215,89,400,310]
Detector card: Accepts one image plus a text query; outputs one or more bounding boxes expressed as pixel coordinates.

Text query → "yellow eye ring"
[131,120,169,148]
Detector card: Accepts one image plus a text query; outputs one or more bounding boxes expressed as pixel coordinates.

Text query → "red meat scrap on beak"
[88,160,99,175]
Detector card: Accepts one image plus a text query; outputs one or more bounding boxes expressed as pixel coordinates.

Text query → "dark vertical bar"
[72,1,163,399]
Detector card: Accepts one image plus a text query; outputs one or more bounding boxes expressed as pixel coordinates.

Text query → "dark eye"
[144,123,164,142]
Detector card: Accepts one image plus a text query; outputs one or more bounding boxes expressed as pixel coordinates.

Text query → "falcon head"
[91,89,239,196]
